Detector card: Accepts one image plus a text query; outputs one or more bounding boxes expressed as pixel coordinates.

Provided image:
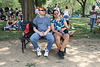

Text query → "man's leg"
[43,32,54,56]
[30,33,42,56]
[44,32,54,50]
[30,33,41,49]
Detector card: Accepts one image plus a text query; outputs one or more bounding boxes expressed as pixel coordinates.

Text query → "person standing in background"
[89,5,98,32]
[63,6,70,21]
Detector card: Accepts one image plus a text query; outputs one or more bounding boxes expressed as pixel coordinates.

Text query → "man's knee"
[30,33,39,41]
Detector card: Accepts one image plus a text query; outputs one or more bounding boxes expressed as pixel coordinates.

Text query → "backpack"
[24,23,36,37]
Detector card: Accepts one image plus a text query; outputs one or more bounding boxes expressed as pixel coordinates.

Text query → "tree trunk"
[82,2,86,17]
[21,0,35,22]
[82,5,85,17]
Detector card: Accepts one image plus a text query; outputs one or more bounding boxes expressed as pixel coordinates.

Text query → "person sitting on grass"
[30,6,54,57]
[16,15,23,30]
[66,21,73,37]
[51,10,69,59]
[3,16,15,30]
[95,17,100,26]
[0,13,6,21]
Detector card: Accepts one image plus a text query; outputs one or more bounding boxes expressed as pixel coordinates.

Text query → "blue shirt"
[33,16,50,32]
[51,17,66,31]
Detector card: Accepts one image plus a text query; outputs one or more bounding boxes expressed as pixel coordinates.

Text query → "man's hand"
[39,32,44,36]
[43,31,47,36]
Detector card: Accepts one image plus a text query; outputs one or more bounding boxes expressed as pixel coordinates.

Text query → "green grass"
[69,17,100,39]
[0,21,23,41]
[0,17,100,41]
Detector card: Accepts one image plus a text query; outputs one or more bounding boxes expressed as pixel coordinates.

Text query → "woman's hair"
[55,4,57,7]
[16,8,18,10]
[53,10,59,19]
[8,16,12,20]
[92,5,95,10]
[66,6,68,9]
[66,20,69,25]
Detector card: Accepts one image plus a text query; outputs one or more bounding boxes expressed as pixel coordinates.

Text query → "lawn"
[0,17,100,41]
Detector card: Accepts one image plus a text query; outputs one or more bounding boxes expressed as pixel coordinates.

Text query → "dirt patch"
[0,38,100,67]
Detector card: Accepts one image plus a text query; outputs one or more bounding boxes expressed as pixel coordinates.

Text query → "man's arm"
[33,27,44,36]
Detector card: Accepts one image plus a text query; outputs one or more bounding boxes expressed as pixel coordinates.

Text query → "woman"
[63,6,70,21]
[51,10,69,59]
[90,5,97,32]
[16,15,23,30]
[4,16,15,30]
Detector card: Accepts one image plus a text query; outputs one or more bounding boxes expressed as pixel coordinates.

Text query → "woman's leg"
[61,34,69,51]
[90,18,96,32]
[54,33,61,50]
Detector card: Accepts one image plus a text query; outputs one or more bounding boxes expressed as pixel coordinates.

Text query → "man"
[30,6,54,57]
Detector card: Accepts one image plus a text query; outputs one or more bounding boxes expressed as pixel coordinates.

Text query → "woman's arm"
[68,24,72,30]
[10,20,15,26]
[6,20,9,26]
[51,23,62,36]
[60,21,68,32]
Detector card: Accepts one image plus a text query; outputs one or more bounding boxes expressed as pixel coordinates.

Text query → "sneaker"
[37,48,42,57]
[44,48,49,57]
[57,50,64,59]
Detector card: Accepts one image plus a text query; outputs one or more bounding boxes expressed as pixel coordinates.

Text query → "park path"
[0,38,100,67]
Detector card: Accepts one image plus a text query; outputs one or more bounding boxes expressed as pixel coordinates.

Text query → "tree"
[76,0,87,17]
[34,0,46,7]
[20,0,35,22]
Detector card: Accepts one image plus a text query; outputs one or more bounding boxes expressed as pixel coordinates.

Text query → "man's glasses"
[40,10,45,11]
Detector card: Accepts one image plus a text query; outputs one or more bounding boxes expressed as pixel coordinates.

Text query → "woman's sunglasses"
[54,13,58,15]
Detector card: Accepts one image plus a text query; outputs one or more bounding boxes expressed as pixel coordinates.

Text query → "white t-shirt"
[64,10,69,16]
[90,9,97,18]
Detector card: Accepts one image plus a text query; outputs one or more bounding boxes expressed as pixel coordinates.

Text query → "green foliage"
[0,21,23,41]
[0,0,21,9]
[34,0,46,7]
[45,0,97,15]
[70,17,100,39]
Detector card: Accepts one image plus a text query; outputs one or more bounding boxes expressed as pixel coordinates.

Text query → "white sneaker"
[44,48,49,57]
[37,48,42,57]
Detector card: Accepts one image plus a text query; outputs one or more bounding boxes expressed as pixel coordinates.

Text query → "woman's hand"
[60,28,66,32]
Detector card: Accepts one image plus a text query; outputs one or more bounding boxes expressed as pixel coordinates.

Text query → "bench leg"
[24,40,26,49]
[21,40,25,53]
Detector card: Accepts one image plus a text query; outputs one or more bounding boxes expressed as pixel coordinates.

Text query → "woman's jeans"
[90,18,96,30]
[30,32,54,50]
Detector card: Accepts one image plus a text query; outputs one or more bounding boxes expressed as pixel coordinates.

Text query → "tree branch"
[77,0,83,6]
